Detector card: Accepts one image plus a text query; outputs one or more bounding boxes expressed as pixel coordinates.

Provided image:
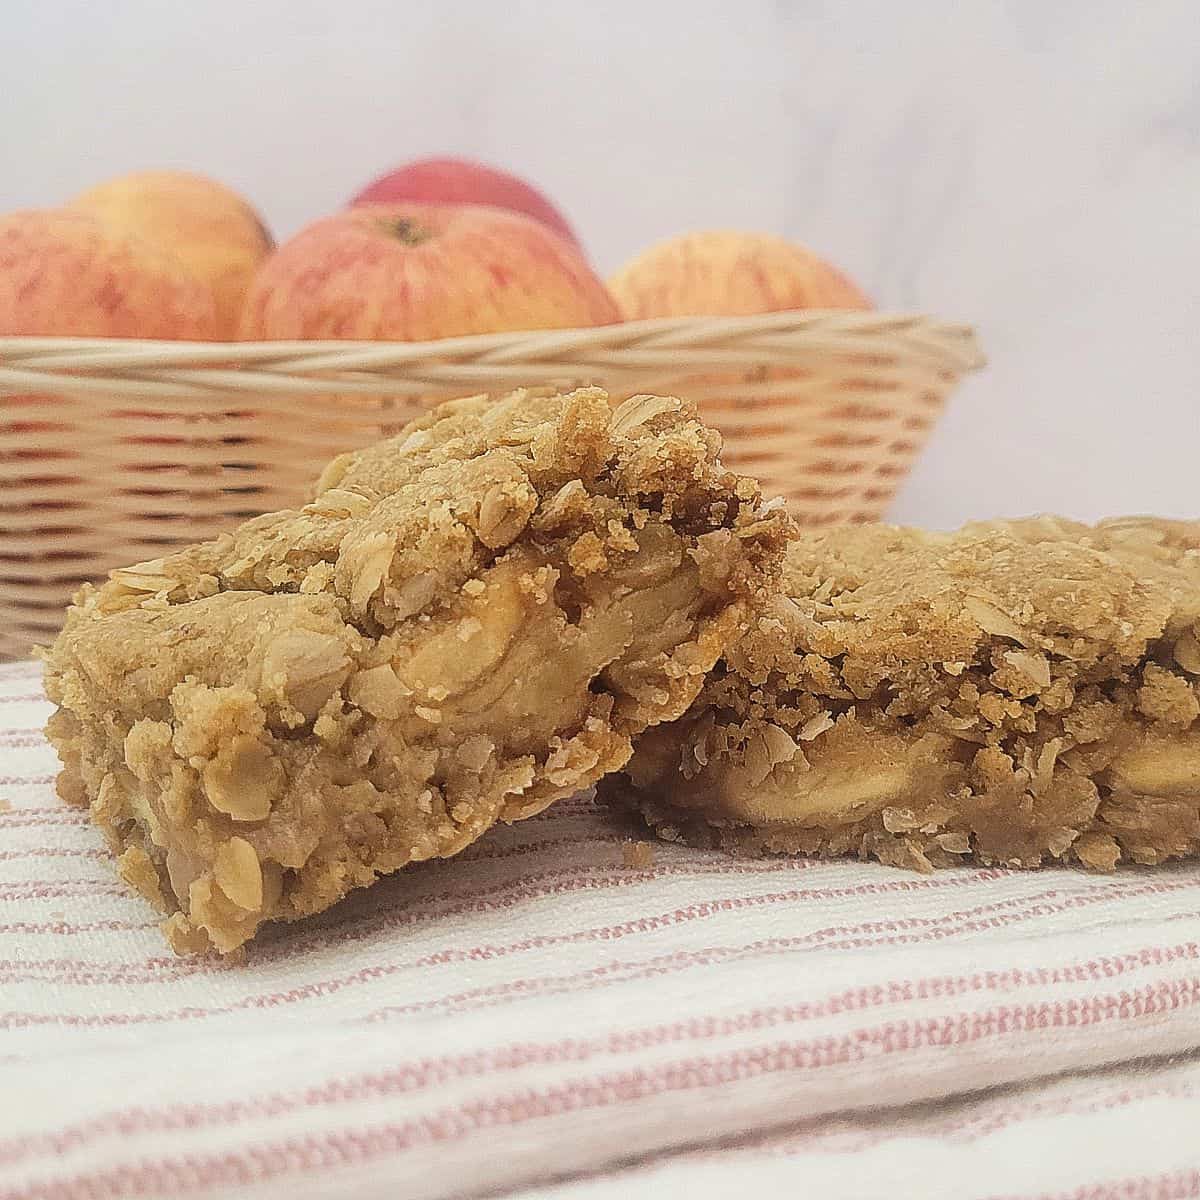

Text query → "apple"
[607,232,872,463]
[239,202,619,341]
[349,157,580,248]
[0,208,217,338]
[72,169,272,338]
[608,230,871,319]
[0,209,218,518]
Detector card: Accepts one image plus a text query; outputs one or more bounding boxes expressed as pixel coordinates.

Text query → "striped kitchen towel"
[2,656,1198,1200]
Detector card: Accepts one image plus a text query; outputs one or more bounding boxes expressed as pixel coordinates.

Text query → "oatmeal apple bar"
[601,517,1200,871]
[43,387,789,952]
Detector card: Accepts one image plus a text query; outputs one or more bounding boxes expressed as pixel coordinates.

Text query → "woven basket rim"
[0,310,984,399]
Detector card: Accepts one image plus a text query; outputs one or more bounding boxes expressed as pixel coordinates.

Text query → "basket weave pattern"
[0,311,981,659]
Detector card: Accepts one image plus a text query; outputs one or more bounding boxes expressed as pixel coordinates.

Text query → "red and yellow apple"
[0,207,218,338]
[72,170,272,338]
[349,157,580,249]
[0,209,219,486]
[609,230,871,319]
[239,202,618,341]
[606,231,872,475]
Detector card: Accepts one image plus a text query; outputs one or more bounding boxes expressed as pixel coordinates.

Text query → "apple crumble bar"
[601,517,1200,872]
[43,387,789,953]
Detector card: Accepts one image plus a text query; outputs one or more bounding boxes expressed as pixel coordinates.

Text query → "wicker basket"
[0,310,982,659]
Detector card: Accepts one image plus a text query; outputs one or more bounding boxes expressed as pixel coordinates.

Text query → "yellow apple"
[72,170,272,338]
[609,230,871,319]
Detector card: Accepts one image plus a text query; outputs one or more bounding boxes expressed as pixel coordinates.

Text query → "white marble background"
[4,0,1198,527]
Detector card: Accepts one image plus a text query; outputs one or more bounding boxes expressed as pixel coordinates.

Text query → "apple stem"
[383,218,431,246]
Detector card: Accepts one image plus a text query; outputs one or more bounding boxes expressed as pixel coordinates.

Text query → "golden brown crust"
[44,387,790,953]
[601,517,1200,873]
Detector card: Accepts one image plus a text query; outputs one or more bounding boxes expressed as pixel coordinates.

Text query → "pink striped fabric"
[2,657,1199,1200]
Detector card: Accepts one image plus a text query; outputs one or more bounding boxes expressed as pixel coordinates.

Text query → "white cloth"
[2,657,1198,1199]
